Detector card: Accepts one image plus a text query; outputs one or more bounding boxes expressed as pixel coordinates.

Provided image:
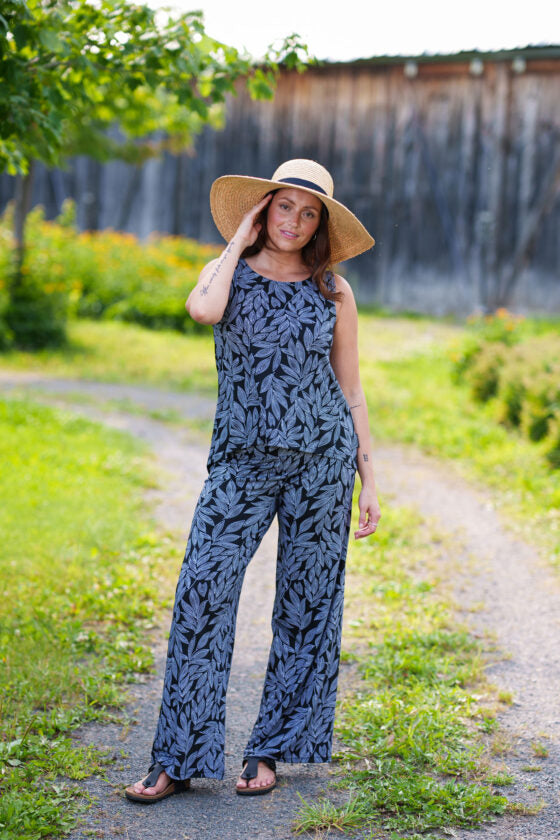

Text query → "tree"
[0,0,309,346]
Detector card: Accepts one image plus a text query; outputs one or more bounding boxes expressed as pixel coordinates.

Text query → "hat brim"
[209,175,374,265]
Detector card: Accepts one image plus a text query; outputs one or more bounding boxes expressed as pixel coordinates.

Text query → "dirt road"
[2,373,559,839]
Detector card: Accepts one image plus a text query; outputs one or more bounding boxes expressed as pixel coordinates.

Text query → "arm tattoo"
[200,240,235,296]
[363,454,369,462]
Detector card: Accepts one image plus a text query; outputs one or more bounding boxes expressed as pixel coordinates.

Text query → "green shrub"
[546,418,560,469]
[450,309,524,386]
[103,287,208,334]
[520,380,558,442]
[0,201,219,333]
[466,307,525,345]
[0,202,72,349]
[0,266,12,349]
[463,343,507,402]
[495,376,526,428]
[0,316,13,350]
[449,334,483,384]
[4,269,69,350]
[497,339,560,436]
[0,200,220,342]
[453,331,560,468]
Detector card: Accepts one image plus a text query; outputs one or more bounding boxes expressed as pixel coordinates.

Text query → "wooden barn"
[2,45,559,314]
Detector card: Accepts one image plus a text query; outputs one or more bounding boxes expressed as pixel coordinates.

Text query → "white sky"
[146,0,559,61]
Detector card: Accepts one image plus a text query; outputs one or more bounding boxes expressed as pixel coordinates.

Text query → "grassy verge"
[294,502,511,839]
[2,312,558,563]
[0,319,217,395]
[361,348,560,568]
[0,397,175,839]
[2,314,557,837]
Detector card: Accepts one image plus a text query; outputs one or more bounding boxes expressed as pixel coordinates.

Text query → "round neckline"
[241,257,311,285]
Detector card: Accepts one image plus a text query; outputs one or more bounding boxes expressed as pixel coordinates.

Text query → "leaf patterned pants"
[150,445,356,780]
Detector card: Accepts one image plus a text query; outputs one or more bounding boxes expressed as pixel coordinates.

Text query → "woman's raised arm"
[186,194,272,325]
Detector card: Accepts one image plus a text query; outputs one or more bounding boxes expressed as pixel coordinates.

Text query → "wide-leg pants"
[150,445,356,780]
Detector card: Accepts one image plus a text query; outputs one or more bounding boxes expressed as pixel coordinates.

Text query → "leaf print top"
[206,258,359,472]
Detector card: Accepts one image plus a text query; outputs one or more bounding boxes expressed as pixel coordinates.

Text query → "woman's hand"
[354,486,381,540]
[234,193,272,249]
[187,193,272,325]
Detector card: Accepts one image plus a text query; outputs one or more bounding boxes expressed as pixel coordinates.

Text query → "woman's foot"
[236,757,277,795]
[131,768,171,797]
[125,763,190,803]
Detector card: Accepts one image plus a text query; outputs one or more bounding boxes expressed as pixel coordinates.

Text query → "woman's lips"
[280,230,298,239]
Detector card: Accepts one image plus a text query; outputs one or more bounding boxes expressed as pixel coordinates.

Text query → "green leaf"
[1,1,305,176]
[12,23,31,50]
[38,29,63,53]
[188,97,208,118]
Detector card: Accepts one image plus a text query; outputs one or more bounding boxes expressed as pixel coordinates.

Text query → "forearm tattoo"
[363,454,369,462]
[200,240,235,296]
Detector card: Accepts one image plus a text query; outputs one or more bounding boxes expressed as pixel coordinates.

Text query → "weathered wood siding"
[2,51,559,314]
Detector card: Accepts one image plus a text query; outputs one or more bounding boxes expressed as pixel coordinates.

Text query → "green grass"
[0,397,176,839]
[3,312,560,836]
[3,313,556,564]
[293,504,509,838]
[362,349,560,566]
[0,318,218,395]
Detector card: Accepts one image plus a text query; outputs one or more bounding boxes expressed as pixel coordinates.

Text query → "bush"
[0,202,74,349]
[519,375,559,442]
[497,338,560,430]
[463,343,508,402]
[452,330,560,468]
[466,307,525,345]
[495,376,526,428]
[449,309,524,386]
[545,418,560,469]
[4,269,69,350]
[103,287,209,334]
[0,200,221,343]
[0,316,13,350]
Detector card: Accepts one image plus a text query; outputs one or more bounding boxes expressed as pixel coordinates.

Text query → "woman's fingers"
[255,193,273,208]
[354,505,381,539]
[354,523,378,538]
[235,194,272,247]
[243,193,272,222]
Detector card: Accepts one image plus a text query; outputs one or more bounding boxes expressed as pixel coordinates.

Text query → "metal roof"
[321,44,560,68]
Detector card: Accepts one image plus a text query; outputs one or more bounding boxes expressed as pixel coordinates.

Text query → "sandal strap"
[240,756,276,780]
[142,762,166,788]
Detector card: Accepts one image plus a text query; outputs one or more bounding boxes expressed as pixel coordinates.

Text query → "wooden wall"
[2,51,559,314]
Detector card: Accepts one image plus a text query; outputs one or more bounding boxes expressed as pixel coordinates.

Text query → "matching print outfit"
[150,259,358,780]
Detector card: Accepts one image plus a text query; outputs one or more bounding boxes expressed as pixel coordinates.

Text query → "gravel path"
[374,445,560,839]
[3,372,560,839]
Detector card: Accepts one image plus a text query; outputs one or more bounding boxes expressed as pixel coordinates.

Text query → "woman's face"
[265,188,323,251]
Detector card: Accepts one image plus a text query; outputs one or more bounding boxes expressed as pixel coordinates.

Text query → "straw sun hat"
[209,159,375,265]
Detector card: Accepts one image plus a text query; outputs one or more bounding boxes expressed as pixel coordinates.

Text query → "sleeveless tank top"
[206,258,359,472]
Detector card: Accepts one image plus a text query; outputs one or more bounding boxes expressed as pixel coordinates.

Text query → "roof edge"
[315,44,560,68]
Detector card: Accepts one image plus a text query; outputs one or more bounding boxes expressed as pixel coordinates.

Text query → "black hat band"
[278,177,328,196]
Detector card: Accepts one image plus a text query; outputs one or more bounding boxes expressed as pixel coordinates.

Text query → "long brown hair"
[241,191,343,303]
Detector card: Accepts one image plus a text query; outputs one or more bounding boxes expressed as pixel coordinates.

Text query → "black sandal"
[236,756,277,796]
[125,762,190,803]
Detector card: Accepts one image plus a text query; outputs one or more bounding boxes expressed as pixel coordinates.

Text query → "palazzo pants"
[150,444,356,780]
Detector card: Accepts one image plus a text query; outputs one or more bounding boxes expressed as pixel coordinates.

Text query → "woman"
[125,159,381,802]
